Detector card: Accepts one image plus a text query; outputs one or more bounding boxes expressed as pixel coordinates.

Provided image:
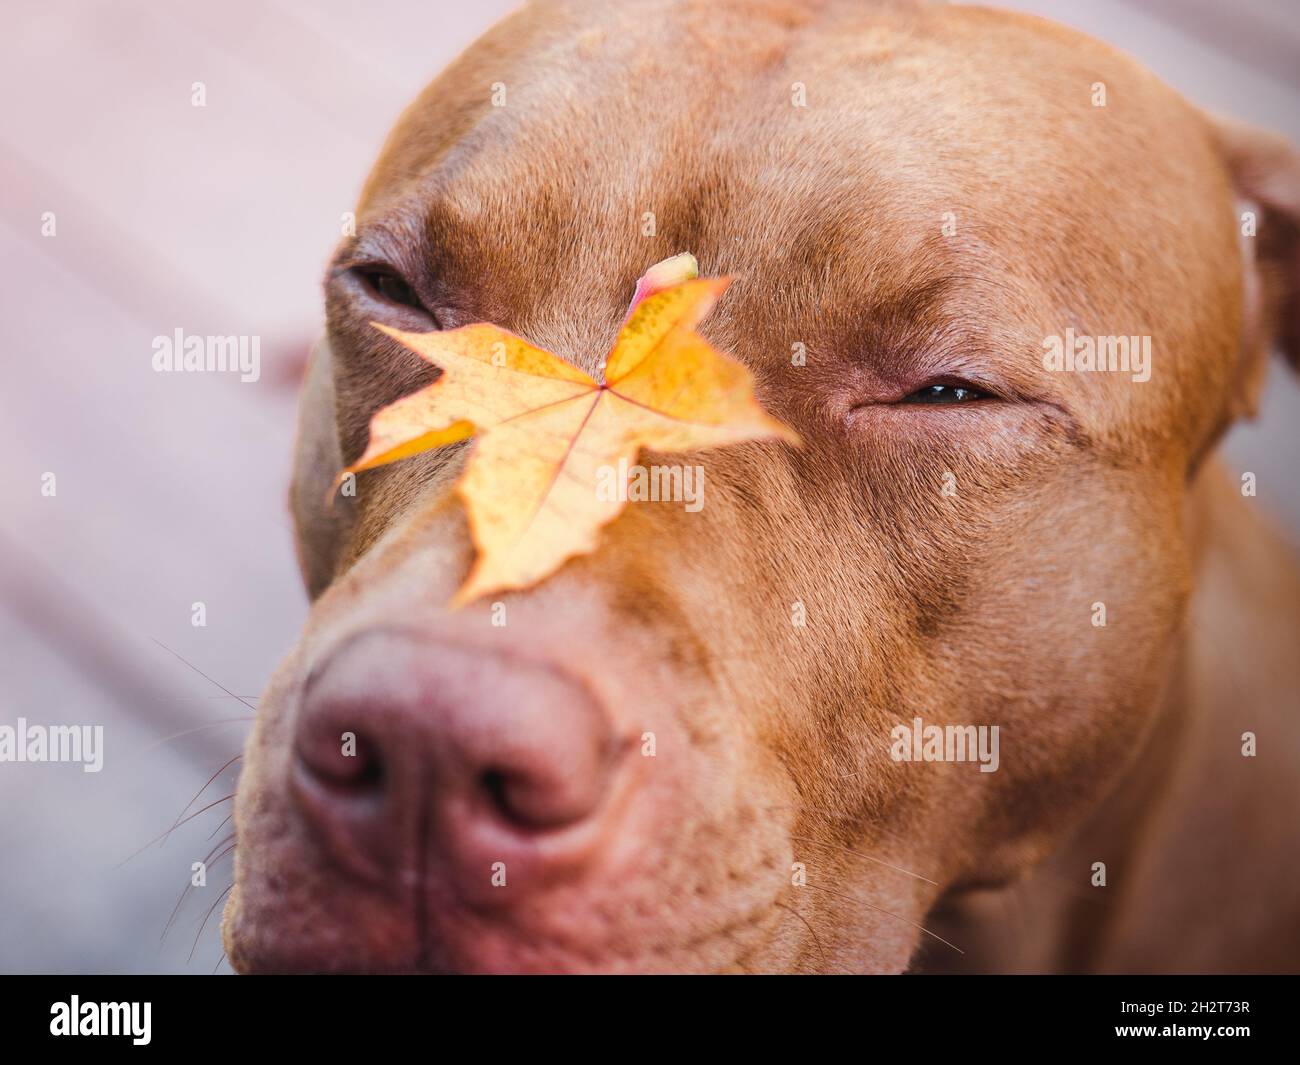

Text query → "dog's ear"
[1209,116,1300,418]
[289,335,355,599]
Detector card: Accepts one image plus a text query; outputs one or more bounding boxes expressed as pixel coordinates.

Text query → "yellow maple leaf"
[340,255,799,606]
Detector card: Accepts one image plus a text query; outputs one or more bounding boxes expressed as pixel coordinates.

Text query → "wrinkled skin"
[224,0,1300,973]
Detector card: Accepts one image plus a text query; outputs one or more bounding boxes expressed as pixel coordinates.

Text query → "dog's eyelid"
[915,372,994,393]
[331,220,427,274]
[332,248,402,278]
[330,231,384,273]
[900,380,993,405]
[894,366,1010,403]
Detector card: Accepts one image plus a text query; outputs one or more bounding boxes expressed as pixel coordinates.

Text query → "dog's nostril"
[480,766,557,829]
[477,761,605,831]
[293,633,623,879]
[479,768,514,819]
[299,731,385,794]
[349,744,384,790]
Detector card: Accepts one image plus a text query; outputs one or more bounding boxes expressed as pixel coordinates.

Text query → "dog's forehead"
[374,3,1207,260]
[355,0,1234,410]
[364,1,1195,225]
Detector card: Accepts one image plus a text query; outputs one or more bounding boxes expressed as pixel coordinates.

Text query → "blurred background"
[0,0,1296,973]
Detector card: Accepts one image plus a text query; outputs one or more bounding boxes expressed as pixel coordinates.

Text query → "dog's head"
[225,0,1300,972]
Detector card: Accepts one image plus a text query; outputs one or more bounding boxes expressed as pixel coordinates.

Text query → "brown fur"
[225,0,1300,973]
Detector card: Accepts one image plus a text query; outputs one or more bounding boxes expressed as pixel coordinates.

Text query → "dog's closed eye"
[356,267,424,312]
[335,261,441,330]
[900,381,992,405]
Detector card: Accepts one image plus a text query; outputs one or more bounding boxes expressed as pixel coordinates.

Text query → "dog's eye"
[358,268,424,311]
[901,382,990,405]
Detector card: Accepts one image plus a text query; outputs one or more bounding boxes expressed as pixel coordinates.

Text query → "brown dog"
[223,0,1300,973]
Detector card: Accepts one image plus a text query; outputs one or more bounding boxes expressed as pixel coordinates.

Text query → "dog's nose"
[291,630,624,888]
